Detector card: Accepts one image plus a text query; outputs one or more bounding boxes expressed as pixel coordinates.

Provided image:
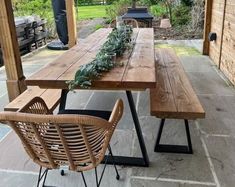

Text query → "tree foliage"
[105,0,131,20]
[181,0,193,6]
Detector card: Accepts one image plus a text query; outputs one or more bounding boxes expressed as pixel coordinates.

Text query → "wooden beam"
[0,0,27,101]
[218,0,227,69]
[203,0,213,55]
[65,0,77,48]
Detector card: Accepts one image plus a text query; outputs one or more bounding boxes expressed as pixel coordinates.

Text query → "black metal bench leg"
[185,119,193,154]
[154,119,165,148]
[154,119,193,154]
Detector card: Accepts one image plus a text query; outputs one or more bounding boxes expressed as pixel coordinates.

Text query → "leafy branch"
[67,25,133,90]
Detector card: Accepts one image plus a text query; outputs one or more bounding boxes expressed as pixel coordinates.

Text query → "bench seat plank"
[150,48,205,119]
[4,86,61,112]
[150,50,177,116]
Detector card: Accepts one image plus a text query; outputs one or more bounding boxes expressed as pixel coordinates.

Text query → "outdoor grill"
[122,8,154,27]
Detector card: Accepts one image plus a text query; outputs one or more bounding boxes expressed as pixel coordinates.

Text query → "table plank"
[58,29,119,88]
[71,28,112,52]
[122,29,156,88]
[26,28,156,90]
[91,29,141,89]
[26,29,112,85]
[135,28,154,44]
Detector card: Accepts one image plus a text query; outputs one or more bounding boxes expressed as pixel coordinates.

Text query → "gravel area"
[77,18,106,39]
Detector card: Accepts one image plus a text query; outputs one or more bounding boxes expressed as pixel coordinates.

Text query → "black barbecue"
[122,8,154,27]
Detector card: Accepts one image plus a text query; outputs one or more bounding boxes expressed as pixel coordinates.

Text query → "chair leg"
[98,145,120,186]
[36,166,42,187]
[154,119,193,154]
[60,169,65,176]
[95,167,99,187]
[81,172,87,187]
[80,146,120,187]
[108,145,120,180]
[98,154,109,187]
[36,166,49,187]
[42,169,48,187]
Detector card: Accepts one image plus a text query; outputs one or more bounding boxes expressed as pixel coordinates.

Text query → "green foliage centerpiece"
[67,25,133,90]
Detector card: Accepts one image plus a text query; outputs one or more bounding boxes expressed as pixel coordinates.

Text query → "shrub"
[139,0,156,6]
[105,0,131,20]
[181,0,193,7]
[189,0,204,32]
[106,0,118,5]
[150,4,168,17]
[172,4,191,26]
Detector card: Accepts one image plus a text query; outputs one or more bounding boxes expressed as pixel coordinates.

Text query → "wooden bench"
[4,86,61,112]
[150,48,205,154]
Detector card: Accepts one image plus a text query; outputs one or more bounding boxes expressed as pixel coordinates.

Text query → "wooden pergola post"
[65,0,77,48]
[203,0,213,55]
[0,0,27,101]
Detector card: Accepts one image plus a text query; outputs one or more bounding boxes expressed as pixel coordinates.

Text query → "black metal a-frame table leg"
[126,91,149,166]
[154,119,193,154]
[59,89,69,111]
[103,91,149,167]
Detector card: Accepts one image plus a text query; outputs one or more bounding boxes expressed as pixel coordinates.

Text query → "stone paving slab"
[180,56,216,73]
[187,71,235,96]
[204,136,235,187]
[0,125,10,141]
[137,90,151,117]
[131,116,214,184]
[64,90,94,110]
[0,131,38,172]
[44,165,130,187]
[0,81,7,97]
[84,91,138,130]
[198,95,235,136]
[0,172,37,187]
[0,93,9,110]
[130,178,216,187]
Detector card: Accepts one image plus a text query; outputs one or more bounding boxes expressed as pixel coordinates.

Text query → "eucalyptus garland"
[67,25,134,90]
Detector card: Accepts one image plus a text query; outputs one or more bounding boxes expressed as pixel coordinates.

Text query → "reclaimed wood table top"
[26,28,156,90]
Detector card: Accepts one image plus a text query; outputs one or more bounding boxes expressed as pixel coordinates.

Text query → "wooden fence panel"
[220,0,235,85]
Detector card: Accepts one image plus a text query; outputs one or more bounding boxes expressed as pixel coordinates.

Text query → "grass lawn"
[77,5,110,20]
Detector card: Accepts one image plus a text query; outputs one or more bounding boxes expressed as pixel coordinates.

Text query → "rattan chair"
[0,97,124,187]
[109,18,139,28]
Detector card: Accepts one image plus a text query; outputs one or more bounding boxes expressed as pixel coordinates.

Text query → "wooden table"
[26,28,156,167]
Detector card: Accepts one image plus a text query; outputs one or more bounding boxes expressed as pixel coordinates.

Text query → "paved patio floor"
[0,41,235,187]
